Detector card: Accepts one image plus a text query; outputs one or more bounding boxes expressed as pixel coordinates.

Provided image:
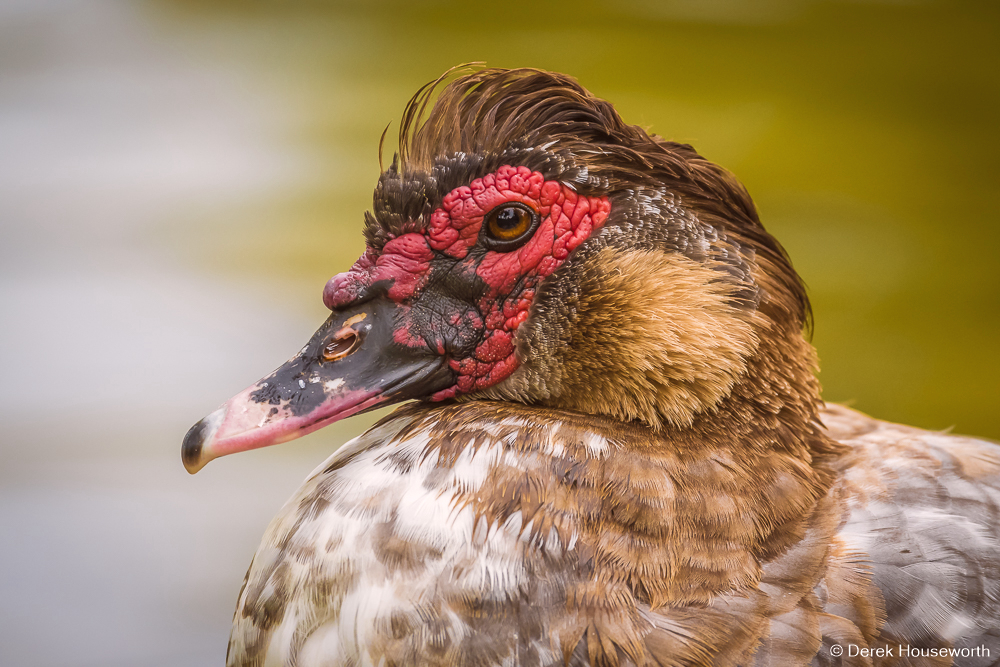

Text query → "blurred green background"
[0,1,996,665]
[161,0,999,437]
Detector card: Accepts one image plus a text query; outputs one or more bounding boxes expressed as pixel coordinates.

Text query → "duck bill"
[182,299,453,474]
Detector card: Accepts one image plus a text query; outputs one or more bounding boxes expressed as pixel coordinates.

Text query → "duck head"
[183,68,814,473]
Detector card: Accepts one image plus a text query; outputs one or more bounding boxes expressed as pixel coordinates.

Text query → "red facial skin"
[324,165,611,399]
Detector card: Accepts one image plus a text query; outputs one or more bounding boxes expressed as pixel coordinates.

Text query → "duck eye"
[483,203,539,251]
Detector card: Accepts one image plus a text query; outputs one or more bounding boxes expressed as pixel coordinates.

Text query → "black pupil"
[496,207,522,230]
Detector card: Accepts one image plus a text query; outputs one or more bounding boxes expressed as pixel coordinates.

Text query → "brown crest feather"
[382,67,810,333]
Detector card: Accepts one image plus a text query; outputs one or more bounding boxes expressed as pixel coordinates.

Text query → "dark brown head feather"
[372,67,810,331]
[397,67,629,174]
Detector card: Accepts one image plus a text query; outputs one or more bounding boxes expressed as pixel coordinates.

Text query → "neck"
[481,246,818,432]
[654,325,843,596]
[406,326,840,606]
[589,326,841,604]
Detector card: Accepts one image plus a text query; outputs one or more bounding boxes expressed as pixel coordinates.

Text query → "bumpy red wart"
[323,165,611,399]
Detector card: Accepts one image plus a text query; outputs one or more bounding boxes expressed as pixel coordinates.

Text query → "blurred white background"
[0,1,367,664]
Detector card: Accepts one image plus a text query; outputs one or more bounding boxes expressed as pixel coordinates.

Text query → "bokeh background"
[1,0,997,664]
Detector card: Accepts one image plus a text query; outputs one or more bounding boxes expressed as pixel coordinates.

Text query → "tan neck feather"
[477,247,823,440]
[475,245,832,463]
[544,248,820,432]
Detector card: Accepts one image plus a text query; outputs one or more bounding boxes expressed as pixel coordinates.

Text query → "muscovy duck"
[183,68,1000,667]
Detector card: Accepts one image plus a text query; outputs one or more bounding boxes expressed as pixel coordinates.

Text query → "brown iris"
[483,202,539,251]
[322,329,360,362]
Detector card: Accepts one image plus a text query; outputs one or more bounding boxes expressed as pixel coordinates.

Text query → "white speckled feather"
[227,403,1000,667]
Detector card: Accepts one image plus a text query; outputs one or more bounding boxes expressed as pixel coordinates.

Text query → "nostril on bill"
[323,329,361,362]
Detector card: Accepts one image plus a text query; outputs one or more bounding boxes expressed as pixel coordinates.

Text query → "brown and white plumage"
[227,404,1000,666]
[183,68,1000,666]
